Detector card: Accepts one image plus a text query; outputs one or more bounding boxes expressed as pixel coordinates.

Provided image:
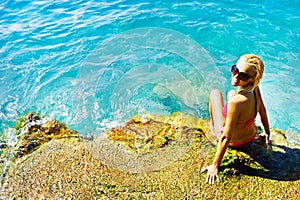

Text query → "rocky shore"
[0,113,299,199]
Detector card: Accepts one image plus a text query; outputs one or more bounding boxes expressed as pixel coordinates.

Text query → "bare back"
[225,88,259,142]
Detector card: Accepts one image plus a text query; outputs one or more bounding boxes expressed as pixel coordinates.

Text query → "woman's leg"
[209,89,225,137]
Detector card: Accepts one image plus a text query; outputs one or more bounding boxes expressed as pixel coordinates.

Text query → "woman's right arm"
[201,100,239,184]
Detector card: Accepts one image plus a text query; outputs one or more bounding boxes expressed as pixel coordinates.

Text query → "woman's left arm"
[256,87,271,144]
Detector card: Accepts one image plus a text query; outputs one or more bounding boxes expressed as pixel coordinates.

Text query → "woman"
[201,54,271,184]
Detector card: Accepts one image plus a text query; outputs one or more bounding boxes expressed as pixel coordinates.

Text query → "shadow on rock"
[221,141,300,181]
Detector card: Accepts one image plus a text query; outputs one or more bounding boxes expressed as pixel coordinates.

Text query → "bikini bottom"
[220,130,256,148]
[229,133,256,148]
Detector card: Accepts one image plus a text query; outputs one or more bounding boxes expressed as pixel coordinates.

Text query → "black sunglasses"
[231,65,253,81]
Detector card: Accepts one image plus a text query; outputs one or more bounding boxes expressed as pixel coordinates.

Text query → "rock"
[14,113,80,157]
[1,112,300,199]
[105,114,206,154]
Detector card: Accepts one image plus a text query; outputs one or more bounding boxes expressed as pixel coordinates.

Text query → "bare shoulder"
[229,93,247,105]
[226,96,244,115]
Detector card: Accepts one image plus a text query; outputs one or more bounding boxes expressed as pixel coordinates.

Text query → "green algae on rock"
[208,126,300,182]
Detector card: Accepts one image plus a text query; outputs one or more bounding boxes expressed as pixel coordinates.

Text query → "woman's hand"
[201,164,220,184]
[257,132,271,145]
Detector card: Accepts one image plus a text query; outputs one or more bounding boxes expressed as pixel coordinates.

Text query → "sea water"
[0,0,299,143]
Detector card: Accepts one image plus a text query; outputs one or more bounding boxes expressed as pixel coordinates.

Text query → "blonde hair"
[238,54,264,93]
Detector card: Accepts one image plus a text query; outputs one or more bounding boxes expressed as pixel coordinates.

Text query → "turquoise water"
[0,1,299,142]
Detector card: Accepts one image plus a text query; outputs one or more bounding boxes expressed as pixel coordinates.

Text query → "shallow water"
[0,0,299,142]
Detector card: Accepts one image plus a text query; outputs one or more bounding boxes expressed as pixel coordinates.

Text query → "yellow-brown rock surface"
[0,112,299,199]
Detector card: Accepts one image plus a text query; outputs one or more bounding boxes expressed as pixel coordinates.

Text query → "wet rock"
[106,115,205,154]
[14,113,79,157]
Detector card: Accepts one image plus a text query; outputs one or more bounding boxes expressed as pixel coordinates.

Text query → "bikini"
[221,91,257,147]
